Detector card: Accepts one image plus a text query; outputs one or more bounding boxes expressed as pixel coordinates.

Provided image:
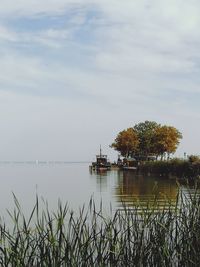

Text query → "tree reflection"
[115,171,178,208]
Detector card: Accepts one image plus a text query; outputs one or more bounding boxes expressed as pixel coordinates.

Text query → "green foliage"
[133,120,160,157]
[1,193,200,266]
[139,157,200,178]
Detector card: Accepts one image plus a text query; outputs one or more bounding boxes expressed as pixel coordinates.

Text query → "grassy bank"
[0,190,200,266]
[138,157,200,178]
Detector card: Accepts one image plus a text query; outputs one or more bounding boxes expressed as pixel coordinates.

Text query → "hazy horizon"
[0,1,199,161]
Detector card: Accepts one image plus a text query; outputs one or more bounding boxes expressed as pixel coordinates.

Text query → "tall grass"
[0,189,200,266]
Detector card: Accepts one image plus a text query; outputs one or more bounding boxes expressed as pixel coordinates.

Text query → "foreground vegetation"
[0,189,200,266]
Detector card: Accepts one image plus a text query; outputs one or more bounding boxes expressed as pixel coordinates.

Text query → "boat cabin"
[123,157,137,167]
[96,154,108,165]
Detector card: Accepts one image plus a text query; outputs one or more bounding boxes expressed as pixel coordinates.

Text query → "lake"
[0,162,195,218]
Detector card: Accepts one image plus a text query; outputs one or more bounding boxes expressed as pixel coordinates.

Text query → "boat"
[121,157,138,171]
[122,166,137,170]
[91,146,111,171]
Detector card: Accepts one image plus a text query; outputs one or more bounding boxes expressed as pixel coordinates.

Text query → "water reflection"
[114,171,178,208]
[0,163,199,217]
[91,169,179,210]
[90,169,200,214]
[89,169,108,192]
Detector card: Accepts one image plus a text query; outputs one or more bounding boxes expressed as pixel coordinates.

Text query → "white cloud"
[93,1,200,75]
[0,25,17,42]
[0,1,200,158]
[0,0,86,17]
[1,1,200,94]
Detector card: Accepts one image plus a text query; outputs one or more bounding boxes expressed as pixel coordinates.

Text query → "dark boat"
[91,146,111,171]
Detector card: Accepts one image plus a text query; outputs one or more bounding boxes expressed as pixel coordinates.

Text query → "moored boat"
[121,157,138,171]
[122,166,137,170]
[90,146,111,171]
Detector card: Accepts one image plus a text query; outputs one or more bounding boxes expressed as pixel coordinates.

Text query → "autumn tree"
[111,128,139,157]
[154,126,182,159]
[112,121,182,160]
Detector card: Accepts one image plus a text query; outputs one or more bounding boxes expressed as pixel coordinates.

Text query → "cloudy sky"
[0,0,199,161]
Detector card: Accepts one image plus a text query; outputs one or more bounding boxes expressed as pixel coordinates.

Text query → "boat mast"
[100,145,102,157]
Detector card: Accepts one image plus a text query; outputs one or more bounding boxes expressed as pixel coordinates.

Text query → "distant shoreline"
[0,161,90,164]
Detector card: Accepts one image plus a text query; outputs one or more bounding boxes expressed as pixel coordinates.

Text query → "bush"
[138,157,200,178]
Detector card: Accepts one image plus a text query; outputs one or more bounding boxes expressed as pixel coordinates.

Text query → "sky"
[0,0,200,161]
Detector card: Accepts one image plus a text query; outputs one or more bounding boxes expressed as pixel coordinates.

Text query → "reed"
[138,157,200,178]
[0,189,200,266]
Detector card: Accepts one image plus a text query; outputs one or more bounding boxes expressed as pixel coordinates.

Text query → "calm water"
[0,162,195,217]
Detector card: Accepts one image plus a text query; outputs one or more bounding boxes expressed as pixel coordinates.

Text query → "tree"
[111,128,139,157]
[111,121,182,160]
[153,125,182,159]
[133,121,160,158]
